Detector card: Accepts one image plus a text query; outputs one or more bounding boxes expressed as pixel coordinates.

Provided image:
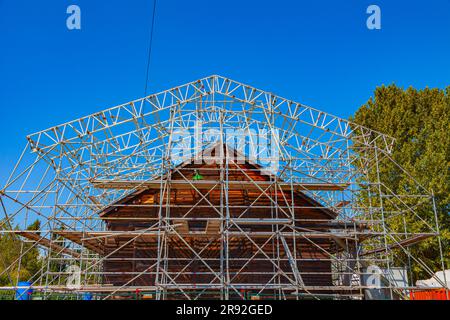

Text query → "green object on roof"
[193,171,203,181]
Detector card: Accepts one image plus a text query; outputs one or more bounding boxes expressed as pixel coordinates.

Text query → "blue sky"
[1,0,449,183]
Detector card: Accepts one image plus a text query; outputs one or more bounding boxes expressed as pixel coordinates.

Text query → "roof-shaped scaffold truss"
[0,75,447,300]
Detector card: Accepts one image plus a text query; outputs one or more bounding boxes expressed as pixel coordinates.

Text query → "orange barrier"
[410,289,450,300]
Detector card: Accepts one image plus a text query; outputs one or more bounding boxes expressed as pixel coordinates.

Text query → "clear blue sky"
[1,0,449,182]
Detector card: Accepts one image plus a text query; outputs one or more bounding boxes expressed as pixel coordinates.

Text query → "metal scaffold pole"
[0,75,446,300]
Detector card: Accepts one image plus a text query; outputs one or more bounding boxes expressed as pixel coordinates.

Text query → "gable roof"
[96,142,339,219]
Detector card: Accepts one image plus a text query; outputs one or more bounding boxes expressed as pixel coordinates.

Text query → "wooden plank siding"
[95,147,342,292]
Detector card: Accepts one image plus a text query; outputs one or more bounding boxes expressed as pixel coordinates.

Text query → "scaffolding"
[0,75,447,300]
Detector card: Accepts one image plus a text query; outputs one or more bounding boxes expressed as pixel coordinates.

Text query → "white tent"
[416,270,450,288]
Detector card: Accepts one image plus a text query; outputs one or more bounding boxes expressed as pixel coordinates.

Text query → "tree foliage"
[0,219,42,286]
[351,85,450,279]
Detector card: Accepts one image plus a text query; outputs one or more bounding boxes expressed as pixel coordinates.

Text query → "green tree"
[0,219,42,286]
[351,85,450,280]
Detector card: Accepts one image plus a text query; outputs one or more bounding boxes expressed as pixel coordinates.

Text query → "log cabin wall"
[100,149,339,296]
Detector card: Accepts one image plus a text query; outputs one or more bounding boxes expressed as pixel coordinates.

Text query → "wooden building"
[89,144,352,298]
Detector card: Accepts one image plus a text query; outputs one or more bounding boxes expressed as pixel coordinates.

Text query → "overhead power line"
[144,0,157,96]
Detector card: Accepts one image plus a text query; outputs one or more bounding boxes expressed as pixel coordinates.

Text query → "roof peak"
[26,75,395,156]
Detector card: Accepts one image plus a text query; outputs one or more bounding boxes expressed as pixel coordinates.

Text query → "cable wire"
[144,0,157,96]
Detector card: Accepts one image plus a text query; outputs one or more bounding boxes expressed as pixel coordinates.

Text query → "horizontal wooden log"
[92,179,349,191]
